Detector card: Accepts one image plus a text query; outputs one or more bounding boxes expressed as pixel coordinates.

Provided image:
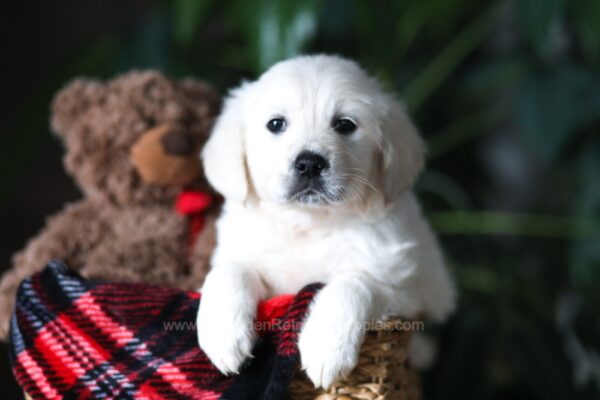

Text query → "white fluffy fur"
[197,55,456,388]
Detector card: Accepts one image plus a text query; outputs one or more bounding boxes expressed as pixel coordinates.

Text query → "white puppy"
[197,54,456,388]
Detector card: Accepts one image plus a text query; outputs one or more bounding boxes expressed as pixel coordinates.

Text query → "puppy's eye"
[332,118,357,135]
[267,118,287,134]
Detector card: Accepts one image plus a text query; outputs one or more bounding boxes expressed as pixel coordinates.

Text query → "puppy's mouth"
[287,180,336,205]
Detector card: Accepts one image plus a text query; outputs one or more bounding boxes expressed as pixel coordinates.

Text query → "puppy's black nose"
[294,151,329,178]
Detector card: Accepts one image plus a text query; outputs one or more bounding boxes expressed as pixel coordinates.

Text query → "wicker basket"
[289,318,421,400]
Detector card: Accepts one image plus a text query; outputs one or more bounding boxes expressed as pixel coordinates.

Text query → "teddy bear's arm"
[81,207,191,288]
[0,199,106,340]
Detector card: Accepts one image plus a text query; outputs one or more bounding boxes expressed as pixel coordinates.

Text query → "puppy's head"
[202,55,424,209]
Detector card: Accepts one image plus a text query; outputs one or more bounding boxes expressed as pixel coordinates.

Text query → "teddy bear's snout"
[130,124,202,186]
[161,130,196,156]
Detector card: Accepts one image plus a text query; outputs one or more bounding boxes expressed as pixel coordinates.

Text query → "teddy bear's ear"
[51,78,103,137]
[179,79,221,113]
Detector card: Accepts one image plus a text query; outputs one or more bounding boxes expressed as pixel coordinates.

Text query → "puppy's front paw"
[196,297,256,375]
[298,311,362,389]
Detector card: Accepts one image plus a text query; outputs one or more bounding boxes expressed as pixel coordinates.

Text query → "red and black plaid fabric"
[9,261,322,399]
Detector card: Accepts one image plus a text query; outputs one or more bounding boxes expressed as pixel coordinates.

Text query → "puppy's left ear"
[379,99,425,202]
[202,84,252,202]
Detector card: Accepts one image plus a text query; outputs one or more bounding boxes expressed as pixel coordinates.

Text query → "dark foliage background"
[1,0,599,398]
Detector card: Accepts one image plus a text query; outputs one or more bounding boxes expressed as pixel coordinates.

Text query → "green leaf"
[403,3,500,111]
[569,141,600,288]
[427,110,499,159]
[173,0,213,46]
[457,266,500,294]
[516,0,564,55]
[233,0,321,72]
[426,0,480,37]
[394,2,428,56]
[515,66,600,160]
[417,170,473,209]
[429,211,600,239]
[570,0,600,63]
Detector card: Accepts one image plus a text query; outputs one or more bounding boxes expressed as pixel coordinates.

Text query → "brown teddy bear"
[0,71,222,339]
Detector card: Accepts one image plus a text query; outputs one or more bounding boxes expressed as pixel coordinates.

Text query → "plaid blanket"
[9,261,322,399]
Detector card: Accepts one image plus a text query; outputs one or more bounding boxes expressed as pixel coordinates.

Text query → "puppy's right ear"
[201,84,251,202]
[378,98,425,203]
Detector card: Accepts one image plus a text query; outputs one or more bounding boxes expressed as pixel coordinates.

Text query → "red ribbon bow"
[175,190,213,249]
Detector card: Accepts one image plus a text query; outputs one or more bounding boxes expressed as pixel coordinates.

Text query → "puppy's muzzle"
[287,151,332,203]
[294,151,329,178]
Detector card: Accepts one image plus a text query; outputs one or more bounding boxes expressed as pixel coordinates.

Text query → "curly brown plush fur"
[0,71,221,340]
